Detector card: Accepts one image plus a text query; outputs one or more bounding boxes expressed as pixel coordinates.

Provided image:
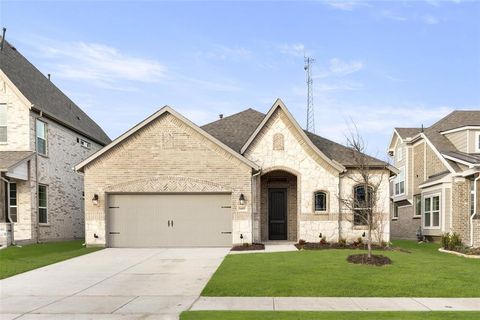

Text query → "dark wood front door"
[268,188,287,240]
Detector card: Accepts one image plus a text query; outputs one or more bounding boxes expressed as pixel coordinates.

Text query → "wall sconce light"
[362,232,366,238]
[319,233,323,239]
[92,194,99,206]
[239,194,246,206]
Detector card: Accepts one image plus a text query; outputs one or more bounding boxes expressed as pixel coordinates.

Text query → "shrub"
[339,238,347,245]
[441,233,462,250]
[357,237,363,245]
[298,239,306,245]
[320,236,328,245]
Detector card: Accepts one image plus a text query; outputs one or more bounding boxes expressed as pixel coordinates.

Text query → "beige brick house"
[76,100,395,247]
[389,111,480,247]
[0,39,110,247]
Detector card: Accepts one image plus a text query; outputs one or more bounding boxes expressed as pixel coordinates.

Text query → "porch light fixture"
[319,233,322,239]
[92,194,99,206]
[239,194,246,206]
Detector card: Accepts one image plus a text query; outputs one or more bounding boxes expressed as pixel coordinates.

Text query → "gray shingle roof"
[421,170,451,186]
[443,151,480,165]
[0,40,110,145]
[395,127,421,139]
[201,108,388,168]
[0,151,34,171]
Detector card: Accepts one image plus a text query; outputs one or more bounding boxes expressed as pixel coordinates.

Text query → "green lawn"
[0,240,102,279]
[202,240,480,297]
[181,311,480,320]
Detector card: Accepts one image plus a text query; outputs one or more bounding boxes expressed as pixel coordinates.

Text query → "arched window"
[314,191,327,212]
[273,133,284,150]
[353,185,374,225]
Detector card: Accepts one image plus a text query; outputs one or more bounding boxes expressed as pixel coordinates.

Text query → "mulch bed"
[295,242,397,251]
[231,243,265,251]
[445,246,480,256]
[347,254,392,266]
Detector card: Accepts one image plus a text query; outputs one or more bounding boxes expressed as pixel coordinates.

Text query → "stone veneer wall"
[425,143,447,178]
[83,112,253,246]
[413,142,425,195]
[244,107,390,243]
[451,177,470,244]
[260,170,297,241]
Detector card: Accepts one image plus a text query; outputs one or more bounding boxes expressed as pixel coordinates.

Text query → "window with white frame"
[38,185,48,224]
[9,182,17,223]
[471,179,475,216]
[424,194,440,228]
[354,185,374,225]
[0,103,7,143]
[393,204,399,219]
[36,120,47,155]
[394,166,405,196]
[314,191,327,212]
[396,146,403,161]
[476,132,480,152]
[414,194,422,217]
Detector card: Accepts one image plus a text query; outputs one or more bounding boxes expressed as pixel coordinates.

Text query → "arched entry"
[260,169,298,241]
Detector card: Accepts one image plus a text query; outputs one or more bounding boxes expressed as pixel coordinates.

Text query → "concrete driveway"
[0,247,228,320]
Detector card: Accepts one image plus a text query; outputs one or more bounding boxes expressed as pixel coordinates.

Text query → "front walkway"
[0,248,229,320]
[191,297,480,311]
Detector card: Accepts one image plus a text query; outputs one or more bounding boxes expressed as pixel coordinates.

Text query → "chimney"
[1,28,6,51]
[421,124,424,132]
[47,73,51,81]
[219,114,223,119]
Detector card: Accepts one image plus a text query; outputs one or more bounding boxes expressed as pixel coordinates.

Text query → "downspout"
[470,174,479,247]
[338,171,346,242]
[251,169,262,244]
[1,176,15,245]
[34,109,42,243]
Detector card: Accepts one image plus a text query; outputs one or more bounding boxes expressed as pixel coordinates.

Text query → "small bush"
[441,233,463,250]
[339,238,347,245]
[320,236,328,245]
[298,239,306,245]
[357,237,363,245]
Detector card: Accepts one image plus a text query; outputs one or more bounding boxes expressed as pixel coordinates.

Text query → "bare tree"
[338,124,389,259]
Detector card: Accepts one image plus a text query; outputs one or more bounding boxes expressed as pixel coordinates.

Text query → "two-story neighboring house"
[388,111,480,247]
[0,38,110,247]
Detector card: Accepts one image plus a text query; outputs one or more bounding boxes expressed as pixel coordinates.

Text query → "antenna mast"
[304,55,315,132]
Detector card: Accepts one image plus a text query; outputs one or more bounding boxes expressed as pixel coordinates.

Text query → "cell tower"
[304,55,315,132]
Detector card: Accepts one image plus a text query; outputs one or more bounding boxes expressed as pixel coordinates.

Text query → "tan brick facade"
[83,112,253,246]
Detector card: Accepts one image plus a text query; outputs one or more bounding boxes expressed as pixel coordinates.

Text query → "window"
[9,182,17,223]
[273,133,284,150]
[396,146,403,161]
[354,185,374,225]
[394,166,405,196]
[80,139,91,149]
[393,204,399,219]
[424,195,440,228]
[314,191,327,212]
[414,194,422,217]
[471,179,476,216]
[476,132,480,152]
[38,185,48,224]
[36,120,47,155]
[0,103,6,142]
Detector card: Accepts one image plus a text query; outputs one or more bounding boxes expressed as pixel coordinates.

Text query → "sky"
[1,0,479,160]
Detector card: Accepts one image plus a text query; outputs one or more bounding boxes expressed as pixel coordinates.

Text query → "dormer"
[441,126,480,154]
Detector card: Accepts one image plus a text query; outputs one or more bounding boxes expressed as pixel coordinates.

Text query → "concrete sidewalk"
[191,297,480,312]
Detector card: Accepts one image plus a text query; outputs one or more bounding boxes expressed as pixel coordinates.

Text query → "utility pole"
[304,55,315,132]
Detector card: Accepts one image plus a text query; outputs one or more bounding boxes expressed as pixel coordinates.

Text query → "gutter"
[1,176,15,245]
[471,174,479,247]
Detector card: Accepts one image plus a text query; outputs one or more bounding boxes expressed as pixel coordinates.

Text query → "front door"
[268,188,287,240]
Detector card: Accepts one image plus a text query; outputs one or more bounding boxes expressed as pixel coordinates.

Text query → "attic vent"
[77,116,81,120]
[273,133,284,150]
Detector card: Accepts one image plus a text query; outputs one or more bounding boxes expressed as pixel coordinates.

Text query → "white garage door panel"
[108,194,232,247]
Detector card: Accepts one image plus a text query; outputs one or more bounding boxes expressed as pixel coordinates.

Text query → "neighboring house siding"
[83,112,253,246]
[445,130,467,153]
[33,114,102,241]
[468,129,480,153]
[0,74,30,151]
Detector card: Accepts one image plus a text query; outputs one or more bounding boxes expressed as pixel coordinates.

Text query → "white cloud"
[323,0,367,11]
[381,10,408,22]
[422,14,440,25]
[328,58,364,76]
[200,44,253,61]
[38,41,166,88]
[279,43,306,57]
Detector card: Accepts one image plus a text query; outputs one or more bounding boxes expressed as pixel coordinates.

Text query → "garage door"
[107,193,232,247]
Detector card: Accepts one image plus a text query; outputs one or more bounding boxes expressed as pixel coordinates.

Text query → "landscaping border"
[438,248,480,259]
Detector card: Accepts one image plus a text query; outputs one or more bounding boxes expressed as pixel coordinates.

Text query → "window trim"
[313,190,328,213]
[394,166,405,196]
[476,132,480,153]
[423,193,441,229]
[413,194,422,218]
[38,184,49,225]
[0,103,7,143]
[36,119,48,156]
[393,204,399,219]
[8,182,17,223]
[353,184,374,226]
